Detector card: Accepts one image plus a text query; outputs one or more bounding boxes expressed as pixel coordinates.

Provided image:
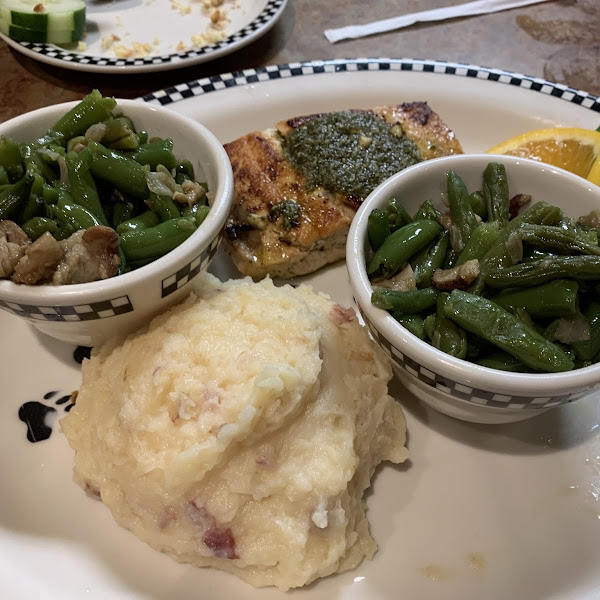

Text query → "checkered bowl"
[0,99,233,347]
[347,154,600,424]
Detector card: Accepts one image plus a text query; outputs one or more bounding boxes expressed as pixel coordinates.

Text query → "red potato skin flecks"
[203,526,239,560]
[188,500,239,560]
[329,304,356,326]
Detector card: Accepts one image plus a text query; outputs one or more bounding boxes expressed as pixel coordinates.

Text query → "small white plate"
[0,0,287,73]
[2,59,600,600]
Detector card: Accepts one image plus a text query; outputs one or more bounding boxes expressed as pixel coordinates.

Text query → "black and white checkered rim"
[0,296,133,323]
[141,58,600,112]
[358,307,589,410]
[9,0,285,69]
[161,234,222,298]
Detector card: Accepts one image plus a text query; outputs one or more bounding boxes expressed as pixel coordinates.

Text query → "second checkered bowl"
[0,99,233,347]
[347,154,600,424]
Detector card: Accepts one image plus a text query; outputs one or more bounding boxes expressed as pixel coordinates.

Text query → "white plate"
[0,0,287,74]
[2,59,600,600]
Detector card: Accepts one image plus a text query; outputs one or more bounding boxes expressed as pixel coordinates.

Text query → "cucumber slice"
[0,0,84,34]
[5,22,82,44]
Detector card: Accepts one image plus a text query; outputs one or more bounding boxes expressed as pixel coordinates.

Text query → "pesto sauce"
[282,111,422,199]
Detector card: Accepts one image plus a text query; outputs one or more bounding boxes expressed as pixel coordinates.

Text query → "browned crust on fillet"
[375,102,462,160]
[223,102,463,279]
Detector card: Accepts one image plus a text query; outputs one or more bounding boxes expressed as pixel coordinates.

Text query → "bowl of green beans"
[0,91,233,347]
[347,153,600,424]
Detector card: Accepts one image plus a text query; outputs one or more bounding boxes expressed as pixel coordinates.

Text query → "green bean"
[446,170,479,252]
[119,217,197,262]
[49,90,117,140]
[181,202,209,226]
[56,188,74,206]
[512,306,536,330]
[392,313,426,340]
[128,139,178,170]
[176,159,195,180]
[455,221,500,266]
[112,201,135,229]
[21,216,58,240]
[371,287,438,313]
[34,130,65,149]
[470,201,564,293]
[367,219,442,278]
[66,136,88,153]
[116,209,160,234]
[18,192,44,223]
[116,246,128,275]
[0,172,33,219]
[561,218,599,246]
[65,150,109,226]
[476,351,531,372]
[53,222,76,241]
[175,172,190,185]
[29,173,44,197]
[412,230,449,288]
[424,313,436,340]
[387,197,413,230]
[413,199,440,222]
[194,205,210,227]
[20,143,56,182]
[491,280,578,318]
[0,136,24,182]
[570,300,600,361]
[146,192,180,222]
[482,162,510,226]
[87,140,149,199]
[49,201,102,231]
[521,248,556,263]
[468,190,487,220]
[44,142,66,158]
[126,257,155,269]
[137,130,149,145]
[518,223,600,256]
[465,333,494,360]
[367,209,391,251]
[443,248,457,269]
[102,117,139,151]
[443,290,574,372]
[431,293,468,359]
[485,255,600,288]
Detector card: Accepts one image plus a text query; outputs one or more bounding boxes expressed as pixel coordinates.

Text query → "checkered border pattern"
[13,0,286,69]
[0,296,133,322]
[141,58,600,113]
[358,308,587,410]
[161,234,221,298]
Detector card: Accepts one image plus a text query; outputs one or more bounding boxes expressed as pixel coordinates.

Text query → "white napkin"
[324,0,551,43]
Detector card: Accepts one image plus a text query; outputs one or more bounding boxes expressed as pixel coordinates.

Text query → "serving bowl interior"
[0,99,234,347]
[347,153,600,424]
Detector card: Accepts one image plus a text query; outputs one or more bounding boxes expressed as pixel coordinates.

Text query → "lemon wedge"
[486,127,600,184]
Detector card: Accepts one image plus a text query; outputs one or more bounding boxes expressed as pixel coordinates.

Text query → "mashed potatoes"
[61,274,408,590]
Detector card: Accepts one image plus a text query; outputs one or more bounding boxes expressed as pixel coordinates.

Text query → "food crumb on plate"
[103,0,232,58]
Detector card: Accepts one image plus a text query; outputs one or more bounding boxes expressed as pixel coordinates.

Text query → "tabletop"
[0,0,598,125]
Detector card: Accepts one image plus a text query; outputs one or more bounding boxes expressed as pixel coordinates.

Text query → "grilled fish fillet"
[223,102,463,279]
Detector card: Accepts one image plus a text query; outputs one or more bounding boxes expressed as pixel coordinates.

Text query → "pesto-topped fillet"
[223,102,463,279]
[283,111,422,200]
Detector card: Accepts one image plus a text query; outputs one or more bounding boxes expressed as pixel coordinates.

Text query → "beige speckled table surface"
[0,0,598,123]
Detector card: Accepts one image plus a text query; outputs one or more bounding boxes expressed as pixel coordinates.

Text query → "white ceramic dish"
[347,153,600,424]
[0,99,234,346]
[2,60,600,600]
[0,0,287,74]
